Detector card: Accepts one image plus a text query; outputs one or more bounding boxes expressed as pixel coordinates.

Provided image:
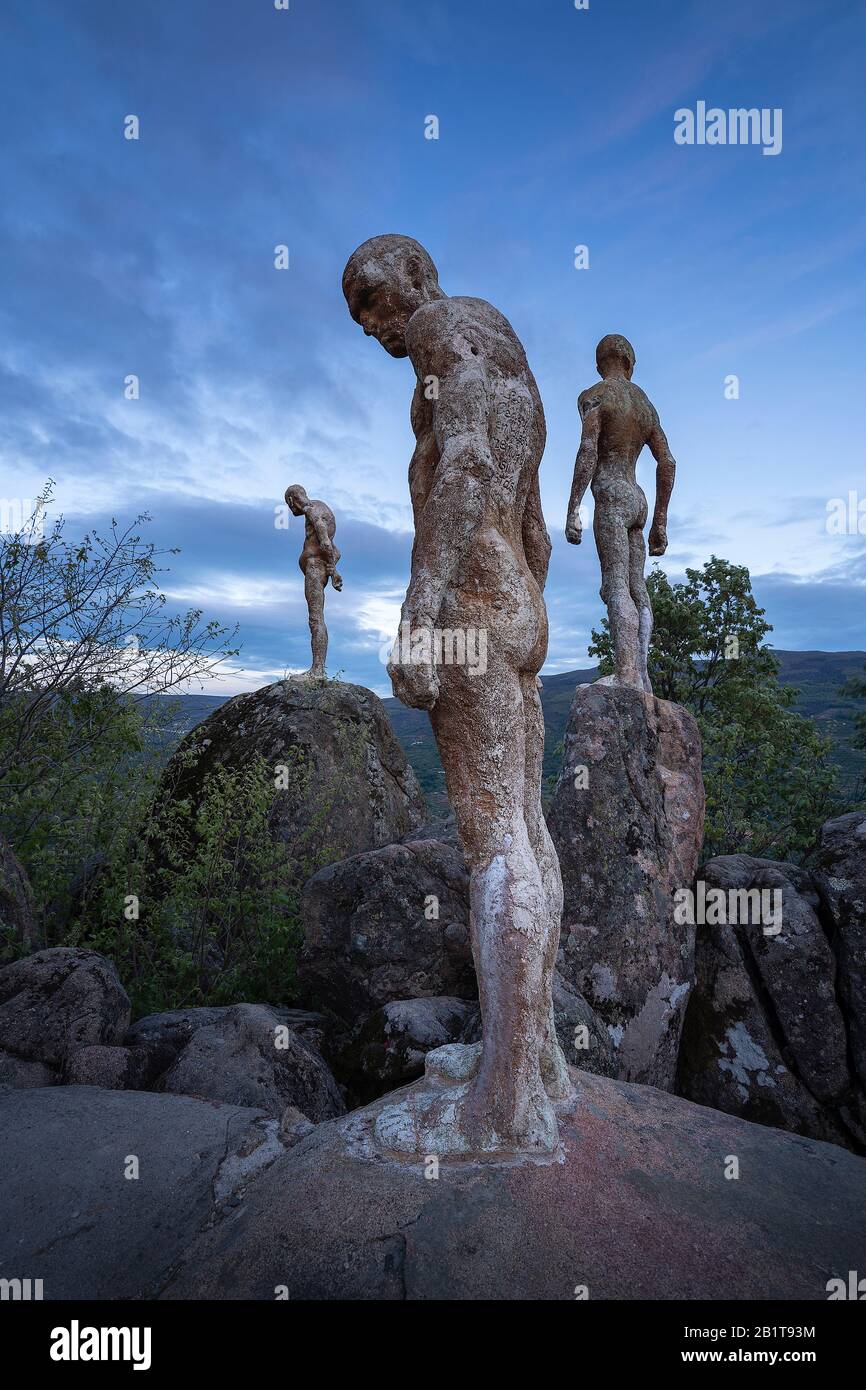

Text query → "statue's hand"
[387,614,439,709]
[648,521,668,556]
[330,570,343,592]
[388,652,440,710]
[565,512,582,545]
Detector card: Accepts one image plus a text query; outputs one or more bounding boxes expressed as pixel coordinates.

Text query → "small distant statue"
[284,484,342,680]
[565,335,676,694]
[343,234,571,1158]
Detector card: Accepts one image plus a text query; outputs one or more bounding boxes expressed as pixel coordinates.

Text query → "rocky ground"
[1,675,865,1299]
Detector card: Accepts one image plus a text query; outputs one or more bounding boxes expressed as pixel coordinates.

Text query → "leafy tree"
[0,483,238,801]
[589,557,846,861]
[0,485,239,942]
[76,750,313,1015]
[841,663,866,750]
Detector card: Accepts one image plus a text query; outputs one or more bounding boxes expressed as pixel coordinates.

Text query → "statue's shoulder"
[407,296,511,357]
[578,380,605,412]
[309,498,335,523]
[629,381,658,422]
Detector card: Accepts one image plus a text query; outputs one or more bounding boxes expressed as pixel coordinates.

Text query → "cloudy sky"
[1,0,864,694]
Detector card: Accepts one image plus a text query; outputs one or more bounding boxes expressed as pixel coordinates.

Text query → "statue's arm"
[647,412,676,556]
[523,472,552,590]
[565,395,601,544]
[309,506,338,573]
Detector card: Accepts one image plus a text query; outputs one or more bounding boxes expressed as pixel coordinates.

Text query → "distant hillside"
[381,651,866,819]
[158,651,866,823]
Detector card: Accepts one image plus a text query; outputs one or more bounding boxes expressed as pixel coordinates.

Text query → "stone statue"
[565,335,676,694]
[343,234,572,1157]
[285,484,343,680]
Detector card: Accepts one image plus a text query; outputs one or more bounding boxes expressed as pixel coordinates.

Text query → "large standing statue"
[285,484,342,680]
[343,235,571,1156]
[565,335,676,694]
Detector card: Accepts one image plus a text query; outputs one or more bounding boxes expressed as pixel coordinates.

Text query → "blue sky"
[1,0,864,694]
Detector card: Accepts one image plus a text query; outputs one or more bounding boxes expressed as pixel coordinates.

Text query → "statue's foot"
[540,1035,575,1102]
[595,672,646,694]
[374,1078,559,1158]
[292,667,326,682]
[426,1039,573,1103]
[424,1041,482,1085]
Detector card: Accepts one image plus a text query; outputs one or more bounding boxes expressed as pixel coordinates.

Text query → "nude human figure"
[565,335,676,694]
[285,484,342,680]
[343,234,571,1157]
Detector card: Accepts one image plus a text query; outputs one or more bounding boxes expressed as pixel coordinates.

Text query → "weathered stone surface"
[551,971,616,1077]
[158,1065,866,1301]
[125,1003,328,1081]
[64,1044,154,1091]
[0,833,37,948]
[300,839,475,1020]
[813,811,866,1090]
[158,1003,344,1122]
[339,996,480,1100]
[677,854,865,1150]
[0,1047,56,1090]
[0,948,130,1068]
[0,1086,291,1300]
[547,682,704,1089]
[156,677,425,873]
[301,836,617,1096]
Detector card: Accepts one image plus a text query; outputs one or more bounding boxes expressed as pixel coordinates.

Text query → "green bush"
[79,746,317,1016]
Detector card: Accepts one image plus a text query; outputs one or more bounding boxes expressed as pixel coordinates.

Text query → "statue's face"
[344,264,415,358]
[285,488,306,516]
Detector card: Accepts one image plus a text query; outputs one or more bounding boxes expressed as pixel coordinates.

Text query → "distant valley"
[162,650,866,821]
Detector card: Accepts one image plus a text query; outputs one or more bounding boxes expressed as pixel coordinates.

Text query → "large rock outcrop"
[0,945,345,1123]
[0,948,130,1078]
[156,1002,344,1122]
[547,682,705,1090]
[812,811,866,1090]
[677,820,866,1151]
[0,1086,301,1300]
[300,838,475,1020]
[300,835,617,1096]
[156,678,425,872]
[337,996,480,1101]
[154,1059,866,1301]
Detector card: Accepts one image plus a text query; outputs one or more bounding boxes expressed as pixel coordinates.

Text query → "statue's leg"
[304,563,327,679]
[629,526,653,695]
[520,671,572,1101]
[594,508,642,691]
[374,656,558,1156]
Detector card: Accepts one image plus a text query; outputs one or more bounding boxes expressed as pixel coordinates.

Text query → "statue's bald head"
[285,484,309,517]
[596,334,636,380]
[342,235,444,357]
